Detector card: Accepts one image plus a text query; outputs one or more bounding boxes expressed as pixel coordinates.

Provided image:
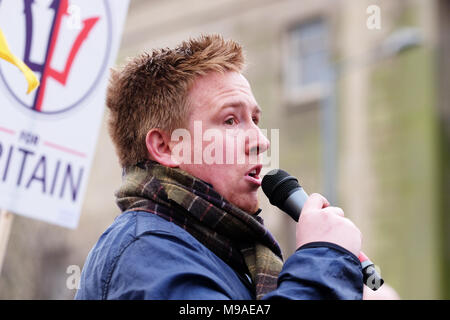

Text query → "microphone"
[262,168,384,291]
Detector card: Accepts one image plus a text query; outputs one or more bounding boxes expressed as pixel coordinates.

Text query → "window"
[284,18,331,106]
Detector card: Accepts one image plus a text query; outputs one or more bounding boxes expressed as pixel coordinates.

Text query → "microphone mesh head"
[261,169,301,207]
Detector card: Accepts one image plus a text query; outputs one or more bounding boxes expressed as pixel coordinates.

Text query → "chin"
[234,199,259,215]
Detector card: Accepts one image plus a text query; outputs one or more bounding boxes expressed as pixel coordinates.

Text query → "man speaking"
[75,34,363,299]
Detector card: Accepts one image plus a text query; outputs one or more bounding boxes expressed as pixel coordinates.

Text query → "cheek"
[181,162,229,189]
[222,132,246,165]
[205,164,240,198]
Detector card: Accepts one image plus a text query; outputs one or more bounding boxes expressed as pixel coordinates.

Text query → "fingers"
[320,206,361,241]
[321,206,345,217]
[297,193,363,257]
[302,193,330,212]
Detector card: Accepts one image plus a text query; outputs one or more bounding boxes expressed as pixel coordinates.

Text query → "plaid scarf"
[115,160,283,299]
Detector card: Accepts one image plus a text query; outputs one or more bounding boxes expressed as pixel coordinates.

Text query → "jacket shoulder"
[77,211,253,299]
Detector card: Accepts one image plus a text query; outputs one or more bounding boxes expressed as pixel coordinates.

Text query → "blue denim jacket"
[75,211,363,300]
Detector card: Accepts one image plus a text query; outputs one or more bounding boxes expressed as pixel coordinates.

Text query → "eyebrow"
[217,101,262,115]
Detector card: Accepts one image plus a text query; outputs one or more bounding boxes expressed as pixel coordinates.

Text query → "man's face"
[176,71,269,214]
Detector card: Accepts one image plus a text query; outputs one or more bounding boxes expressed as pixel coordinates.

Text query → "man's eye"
[224,117,236,125]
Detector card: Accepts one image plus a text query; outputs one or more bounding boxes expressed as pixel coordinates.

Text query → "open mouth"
[245,165,262,185]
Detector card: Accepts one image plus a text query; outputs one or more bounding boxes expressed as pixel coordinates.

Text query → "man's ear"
[145,129,179,167]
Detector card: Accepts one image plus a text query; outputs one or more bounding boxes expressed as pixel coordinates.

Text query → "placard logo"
[0,0,112,115]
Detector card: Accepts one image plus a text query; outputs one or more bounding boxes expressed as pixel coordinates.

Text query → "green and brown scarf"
[115,160,283,299]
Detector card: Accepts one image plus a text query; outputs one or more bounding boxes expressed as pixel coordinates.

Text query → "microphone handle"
[284,188,384,291]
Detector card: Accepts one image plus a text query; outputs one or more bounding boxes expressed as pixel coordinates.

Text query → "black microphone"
[262,168,384,291]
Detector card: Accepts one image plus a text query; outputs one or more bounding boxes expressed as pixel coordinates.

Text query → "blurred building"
[0,0,448,299]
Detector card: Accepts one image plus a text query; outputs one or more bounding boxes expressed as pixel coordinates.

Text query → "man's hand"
[296,193,362,257]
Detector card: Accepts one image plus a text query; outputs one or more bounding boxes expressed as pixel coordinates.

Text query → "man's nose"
[245,127,270,156]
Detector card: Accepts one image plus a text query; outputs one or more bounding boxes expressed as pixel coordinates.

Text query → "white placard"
[0,0,130,229]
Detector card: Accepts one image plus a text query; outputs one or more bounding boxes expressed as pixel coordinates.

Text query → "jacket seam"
[102,213,139,300]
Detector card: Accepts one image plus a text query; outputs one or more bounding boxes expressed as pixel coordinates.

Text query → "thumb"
[302,193,330,212]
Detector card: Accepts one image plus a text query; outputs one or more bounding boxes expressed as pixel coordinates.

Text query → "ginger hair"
[106,34,245,167]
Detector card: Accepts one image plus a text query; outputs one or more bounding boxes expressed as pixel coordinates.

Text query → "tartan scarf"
[115,160,283,299]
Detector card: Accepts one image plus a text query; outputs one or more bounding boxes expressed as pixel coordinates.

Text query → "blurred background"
[0,0,449,299]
